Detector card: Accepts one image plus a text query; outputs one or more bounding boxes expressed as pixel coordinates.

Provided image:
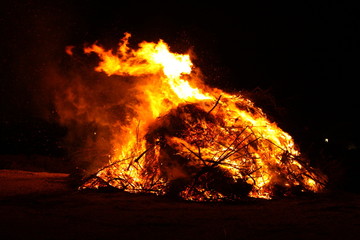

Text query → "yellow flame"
[79,33,326,200]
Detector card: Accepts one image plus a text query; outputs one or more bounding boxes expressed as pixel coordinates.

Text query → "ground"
[1,169,359,240]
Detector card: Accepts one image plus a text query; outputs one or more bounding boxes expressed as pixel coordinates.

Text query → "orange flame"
[63,33,326,201]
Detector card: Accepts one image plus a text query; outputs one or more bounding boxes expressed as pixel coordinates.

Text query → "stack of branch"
[82,98,327,201]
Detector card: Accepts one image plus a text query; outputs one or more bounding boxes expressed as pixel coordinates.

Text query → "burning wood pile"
[58,33,326,201]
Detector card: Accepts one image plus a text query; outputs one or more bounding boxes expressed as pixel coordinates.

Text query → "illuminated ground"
[0,169,359,240]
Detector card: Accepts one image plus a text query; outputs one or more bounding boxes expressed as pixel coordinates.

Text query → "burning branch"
[207,95,222,115]
[65,33,327,201]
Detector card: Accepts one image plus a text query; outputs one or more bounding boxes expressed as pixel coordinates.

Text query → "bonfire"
[58,33,326,201]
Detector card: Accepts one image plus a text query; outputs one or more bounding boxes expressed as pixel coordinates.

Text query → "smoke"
[4,3,77,111]
[44,46,141,172]
[0,2,143,170]
[0,2,91,162]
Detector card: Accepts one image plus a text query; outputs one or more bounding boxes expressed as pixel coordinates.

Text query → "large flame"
[63,33,326,201]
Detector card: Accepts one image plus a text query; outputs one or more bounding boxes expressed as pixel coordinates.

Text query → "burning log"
[58,33,326,201]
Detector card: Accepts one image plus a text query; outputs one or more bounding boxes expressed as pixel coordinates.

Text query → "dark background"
[0,1,359,191]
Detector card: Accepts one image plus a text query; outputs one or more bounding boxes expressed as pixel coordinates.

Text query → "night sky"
[1,1,359,188]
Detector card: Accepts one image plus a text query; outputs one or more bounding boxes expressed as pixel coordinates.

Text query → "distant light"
[347,143,357,150]
[324,138,329,143]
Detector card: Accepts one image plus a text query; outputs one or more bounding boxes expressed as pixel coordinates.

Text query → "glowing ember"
[59,33,326,201]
